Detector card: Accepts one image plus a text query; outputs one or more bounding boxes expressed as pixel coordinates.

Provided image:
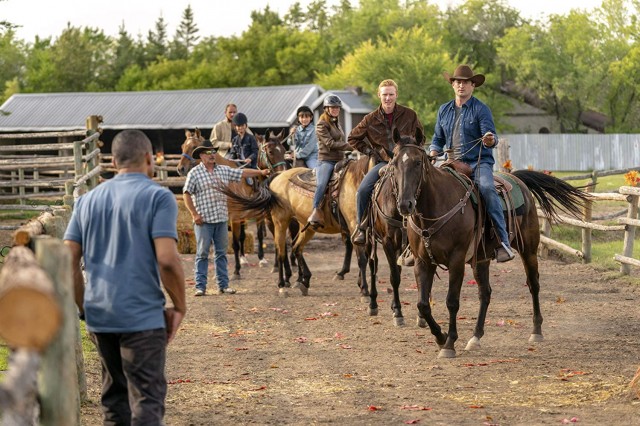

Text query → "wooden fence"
[0,116,103,230]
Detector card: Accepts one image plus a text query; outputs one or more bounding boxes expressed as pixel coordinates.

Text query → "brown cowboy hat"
[192,140,217,159]
[443,65,485,87]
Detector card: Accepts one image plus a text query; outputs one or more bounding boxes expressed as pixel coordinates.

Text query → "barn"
[0,85,375,154]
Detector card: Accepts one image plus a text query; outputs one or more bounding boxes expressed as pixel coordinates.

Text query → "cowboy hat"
[443,65,485,87]
[192,140,217,159]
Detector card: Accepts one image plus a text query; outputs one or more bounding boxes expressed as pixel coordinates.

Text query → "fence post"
[35,237,81,426]
[620,193,639,275]
[18,167,25,204]
[581,171,597,263]
[85,115,102,189]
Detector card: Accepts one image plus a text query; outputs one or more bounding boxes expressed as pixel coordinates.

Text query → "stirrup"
[495,242,515,263]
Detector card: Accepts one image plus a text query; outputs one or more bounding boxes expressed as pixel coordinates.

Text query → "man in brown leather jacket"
[349,79,424,247]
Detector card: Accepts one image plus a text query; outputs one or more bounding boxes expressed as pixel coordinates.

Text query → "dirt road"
[78,233,639,425]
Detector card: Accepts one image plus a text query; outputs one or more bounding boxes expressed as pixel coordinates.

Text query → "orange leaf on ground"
[250,386,267,391]
[305,317,318,320]
[405,420,420,424]
[367,405,381,411]
[400,405,432,411]
[466,279,477,285]
[469,405,484,409]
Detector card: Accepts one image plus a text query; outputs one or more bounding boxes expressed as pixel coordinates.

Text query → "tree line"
[1,0,639,134]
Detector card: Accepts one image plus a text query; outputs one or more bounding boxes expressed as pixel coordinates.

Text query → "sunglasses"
[201,150,215,155]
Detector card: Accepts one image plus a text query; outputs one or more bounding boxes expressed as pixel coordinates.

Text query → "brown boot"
[307,208,324,228]
[351,227,366,245]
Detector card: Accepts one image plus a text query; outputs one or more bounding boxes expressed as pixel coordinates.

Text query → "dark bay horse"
[390,128,591,358]
[221,156,373,297]
[176,129,289,277]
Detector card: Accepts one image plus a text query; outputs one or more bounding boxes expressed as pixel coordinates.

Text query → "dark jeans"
[92,329,167,426]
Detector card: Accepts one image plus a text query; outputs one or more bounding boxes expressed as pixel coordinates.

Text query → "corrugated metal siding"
[0,85,324,132]
[503,134,640,171]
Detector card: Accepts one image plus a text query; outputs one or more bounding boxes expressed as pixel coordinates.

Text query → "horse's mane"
[349,154,373,177]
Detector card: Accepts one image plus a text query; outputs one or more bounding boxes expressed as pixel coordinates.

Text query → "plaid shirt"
[183,163,243,223]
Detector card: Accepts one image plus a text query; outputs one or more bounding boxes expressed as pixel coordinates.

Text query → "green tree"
[109,24,145,90]
[0,29,26,102]
[146,15,168,63]
[23,26,113,93]
[170,5,200,60]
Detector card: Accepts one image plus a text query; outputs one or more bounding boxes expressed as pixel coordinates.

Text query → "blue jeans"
[313,161,336,209]
[472,162,510,245]
[194,221,230,291]
[303,156,319,170]
[356,162,386,223]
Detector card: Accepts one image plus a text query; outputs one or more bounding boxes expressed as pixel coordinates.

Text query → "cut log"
[0,246,62,351]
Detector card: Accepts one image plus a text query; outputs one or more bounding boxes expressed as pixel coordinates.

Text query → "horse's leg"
[287,219,299,268]
[354,242,371,302]
[231,222,242,279]
[272,216,291,295]
[334,232,352,280]
[521,244,544,342]
[239,222,249,265]
[291,228,314,296]
[257,220,269,267]
[415,260,447,348]
[465,260,492,351]
[437,260,466,358]
[383,238,403,326]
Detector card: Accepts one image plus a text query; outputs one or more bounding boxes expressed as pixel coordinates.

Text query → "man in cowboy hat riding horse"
[429,64,515,262]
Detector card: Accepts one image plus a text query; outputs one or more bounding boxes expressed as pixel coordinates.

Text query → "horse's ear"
[276,129,285,140]
[393,128,402,144]
[195,128,201,138]
[264,128,271,139]
[415,127,424,145]
[185,129,191,137]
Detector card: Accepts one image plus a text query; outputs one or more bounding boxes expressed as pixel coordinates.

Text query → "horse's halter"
[181,136,202,165]
[390,144,430,215]
[259,139,287,172]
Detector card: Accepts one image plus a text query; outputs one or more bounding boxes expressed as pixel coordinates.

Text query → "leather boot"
[351,227,366,245]
[495,242,515,263]
[307,208,324,228]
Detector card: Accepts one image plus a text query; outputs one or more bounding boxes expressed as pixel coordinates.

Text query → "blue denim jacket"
[429,96,498,166]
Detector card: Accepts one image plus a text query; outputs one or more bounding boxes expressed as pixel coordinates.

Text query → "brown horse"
[221,156,373,296]
[177,129,289,277]
[390,128,591,358]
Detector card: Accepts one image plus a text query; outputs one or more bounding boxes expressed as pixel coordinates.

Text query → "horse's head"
[258,130,288,173]
[177,128,205,177]
[390,127,428,216]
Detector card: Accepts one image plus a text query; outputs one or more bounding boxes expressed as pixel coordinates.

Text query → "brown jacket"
[348,103,423,162]
[316,113,350,161]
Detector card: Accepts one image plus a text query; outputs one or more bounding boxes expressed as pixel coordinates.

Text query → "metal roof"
[0,85,329,132]
[310,90,374,114]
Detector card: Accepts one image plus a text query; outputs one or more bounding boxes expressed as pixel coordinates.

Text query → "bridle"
[259,138,287,172]
[181,136,202,166]
[389,143,430,214]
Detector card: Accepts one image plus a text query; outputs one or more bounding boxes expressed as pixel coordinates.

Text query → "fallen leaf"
[400,405,432,411]
[235,347,248,351]
[338,344,352,349]
[469,405,484,409]
[294,336,308,343]
[305,317,318,321]
[466,279,477,285]
[405,420,420,424]
[250,385,267,391]
[367,405,381,411]
[334,332,345,339]
[556,296,566,303]
[496,320,505,326]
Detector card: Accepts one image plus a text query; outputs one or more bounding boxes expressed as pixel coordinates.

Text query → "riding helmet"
[323,95,342,108]
[232,112,248,126]
[297,105,313,117]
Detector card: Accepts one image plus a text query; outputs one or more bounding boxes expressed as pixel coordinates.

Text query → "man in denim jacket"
[429,65,515,262]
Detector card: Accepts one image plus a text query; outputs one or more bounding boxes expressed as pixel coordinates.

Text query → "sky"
[1,0,606,43]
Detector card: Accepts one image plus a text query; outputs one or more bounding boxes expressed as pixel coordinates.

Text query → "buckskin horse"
[390,128,591,358]
[221,155,373,297]
[177,128,291,278]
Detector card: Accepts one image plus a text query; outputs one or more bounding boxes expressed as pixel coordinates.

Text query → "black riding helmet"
[232,112,248,126]
[296,105,314,122]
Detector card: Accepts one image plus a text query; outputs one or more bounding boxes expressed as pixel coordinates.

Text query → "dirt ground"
[69,232,640,425]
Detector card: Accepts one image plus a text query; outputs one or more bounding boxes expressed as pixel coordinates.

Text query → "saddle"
[288,158,352,200]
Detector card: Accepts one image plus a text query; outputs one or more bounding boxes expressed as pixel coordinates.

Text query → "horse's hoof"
[438,348,457,359]
[465,336,481,351]
[368,307,378,316]
[232,273,241,281]
[278,288,288,297]
[284,281,292,288]
[360,296,370,304]
[417,317,427,328]
[240,256,249,266]
[333,274,344,281]
[299,285,309,296]
[271,267,277,274]
[259,259,269,267]
[529,333,544,343]
[394,317,405,327]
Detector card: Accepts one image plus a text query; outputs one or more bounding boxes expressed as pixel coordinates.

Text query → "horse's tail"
[216,180,281,221]
[512,170,592,222]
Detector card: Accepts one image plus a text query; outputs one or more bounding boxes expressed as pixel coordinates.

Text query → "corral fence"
[0,115,103,230]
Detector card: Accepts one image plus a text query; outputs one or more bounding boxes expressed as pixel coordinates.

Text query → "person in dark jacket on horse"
[429,64,515,263]
[349,79,424,251]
